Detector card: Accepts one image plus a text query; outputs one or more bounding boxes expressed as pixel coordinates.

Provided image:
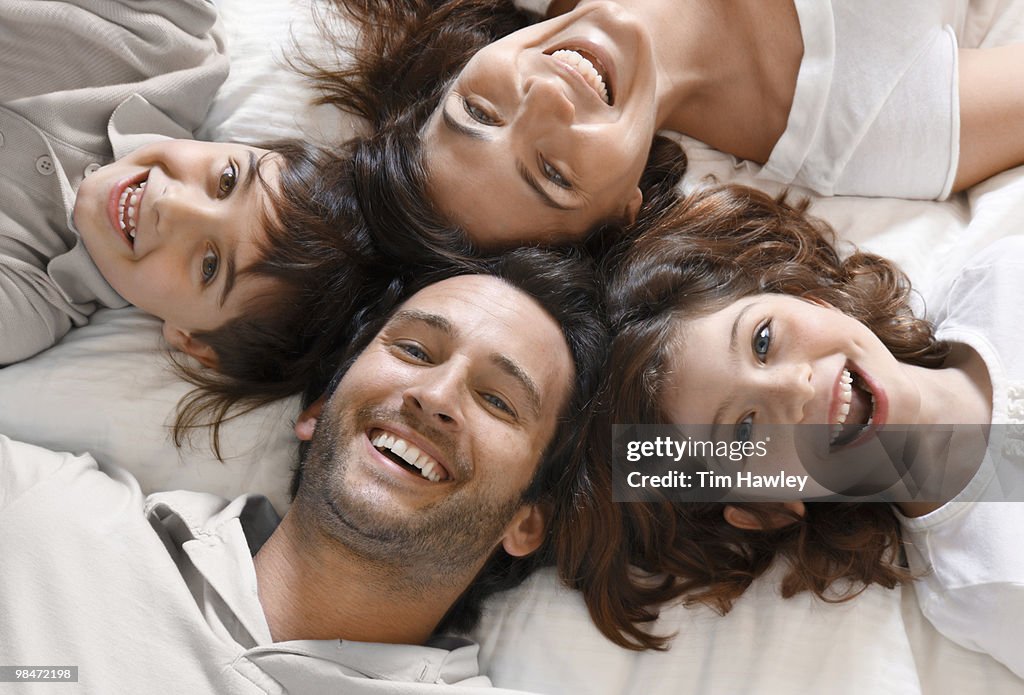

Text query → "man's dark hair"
[293,247,609,634]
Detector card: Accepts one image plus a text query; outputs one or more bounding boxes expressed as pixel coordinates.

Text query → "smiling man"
[0,249,607,694]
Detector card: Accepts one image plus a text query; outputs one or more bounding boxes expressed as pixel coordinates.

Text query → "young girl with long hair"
[596,184,1022,676]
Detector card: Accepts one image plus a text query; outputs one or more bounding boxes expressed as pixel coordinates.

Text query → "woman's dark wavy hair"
[290,247,609,636]
[565,184,951,651]
[289,0,687,257]
[172,141,399,457]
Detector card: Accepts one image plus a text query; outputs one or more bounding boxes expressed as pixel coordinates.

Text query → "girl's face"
[74,140,283,349]
[420,0,659,248]
[661,294,924,498]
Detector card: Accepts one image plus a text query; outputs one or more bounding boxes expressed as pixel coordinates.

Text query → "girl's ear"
[500,503,547,557]
[723,502,806,531]
[162,323,218,369]
[294,395,326,441]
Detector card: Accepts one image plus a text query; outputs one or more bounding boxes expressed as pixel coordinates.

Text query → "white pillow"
[0,308,299,513]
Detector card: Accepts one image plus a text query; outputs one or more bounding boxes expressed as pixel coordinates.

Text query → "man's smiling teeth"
[551,49,610,104]
[371,432,444,482]
[830,367,875,445]
[118,180,146,241]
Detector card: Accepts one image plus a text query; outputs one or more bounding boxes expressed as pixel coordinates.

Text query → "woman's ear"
[625,187,644,224]
[162,323,218,369]
[723,502,806,531]
[294,395,327,441]
[500,504,547,557]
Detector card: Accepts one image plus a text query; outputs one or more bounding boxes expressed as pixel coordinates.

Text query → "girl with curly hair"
[573,184,1023,678]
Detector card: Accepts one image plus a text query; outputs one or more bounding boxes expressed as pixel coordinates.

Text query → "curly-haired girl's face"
[661,293,923,498]
[420,1,658,248]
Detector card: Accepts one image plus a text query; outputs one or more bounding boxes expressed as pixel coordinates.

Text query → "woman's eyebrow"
[442,103,489,141]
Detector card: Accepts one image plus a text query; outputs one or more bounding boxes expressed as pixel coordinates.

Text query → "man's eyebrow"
[492,353,542,419]
[516,161,572,211]
[386,308,542,417]
[387,309,455,335]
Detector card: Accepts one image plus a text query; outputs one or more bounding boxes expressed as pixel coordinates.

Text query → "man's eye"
[217,162,238,198]
[734,414,754,444]
[483,393,515,418]
[541,158,572,189]
[462,98,498,125]
[201,247,219,283]
[753,321,772,362]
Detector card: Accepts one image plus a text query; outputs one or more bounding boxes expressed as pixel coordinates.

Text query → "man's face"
[296,275,574,585]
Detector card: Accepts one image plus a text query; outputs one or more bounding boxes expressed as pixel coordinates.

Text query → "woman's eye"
[201,247,219,283]
[734,414,754,444]
[217,162,238,198]
[541,158,571,189]
[398,342,430,362]
[752,321,772,362]
[483,393,515,418]
[462,98,498,126]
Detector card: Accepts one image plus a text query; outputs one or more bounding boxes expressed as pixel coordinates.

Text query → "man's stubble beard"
[294,402,526,591]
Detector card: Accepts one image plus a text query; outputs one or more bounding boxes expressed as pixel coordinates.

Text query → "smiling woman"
[297,0,1024,251]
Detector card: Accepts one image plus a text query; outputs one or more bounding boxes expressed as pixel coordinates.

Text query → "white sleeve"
[0,259,74,365]
[0,436,91,511]
[916,579,1024,679]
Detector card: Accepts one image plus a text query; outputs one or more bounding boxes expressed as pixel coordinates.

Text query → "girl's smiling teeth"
[371,430,447,482]
[118,179,147,243]
[830,366,876,447]
[550,49,612,104]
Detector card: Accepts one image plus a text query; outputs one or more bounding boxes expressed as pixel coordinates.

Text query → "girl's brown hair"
[564,184,949,650]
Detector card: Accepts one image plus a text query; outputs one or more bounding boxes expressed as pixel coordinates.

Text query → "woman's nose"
[521,72,576,127]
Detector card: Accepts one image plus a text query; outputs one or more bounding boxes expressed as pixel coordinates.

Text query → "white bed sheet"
[1,0,1023,692]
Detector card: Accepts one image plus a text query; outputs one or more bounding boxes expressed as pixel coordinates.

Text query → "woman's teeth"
[118,180,146,242]
[551,49,611,104]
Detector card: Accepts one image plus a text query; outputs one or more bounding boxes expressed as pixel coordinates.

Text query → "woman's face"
[420,1,660,248]
[660,294,923,498]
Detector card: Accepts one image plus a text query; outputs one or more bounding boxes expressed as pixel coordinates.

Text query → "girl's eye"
[462,98,498,126]
[217,162,238,198]
[752,321,772,363]
[201,247,219,284]
[483,393,515,418]
[541,158,571,189]
[735,414,754,444]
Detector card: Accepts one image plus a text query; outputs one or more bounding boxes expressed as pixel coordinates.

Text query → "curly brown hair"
[562,184,950,650]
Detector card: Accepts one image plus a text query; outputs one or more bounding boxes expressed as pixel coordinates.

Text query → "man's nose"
[402,363,466,430]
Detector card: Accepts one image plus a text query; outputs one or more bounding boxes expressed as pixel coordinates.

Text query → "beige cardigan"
[0,0,229,364]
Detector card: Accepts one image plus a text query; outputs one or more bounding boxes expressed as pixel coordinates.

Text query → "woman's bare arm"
[954,45,1024,191]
